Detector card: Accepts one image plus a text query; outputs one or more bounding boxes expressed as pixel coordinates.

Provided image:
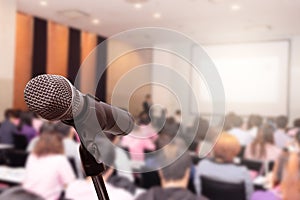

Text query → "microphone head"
[24,74,81,120]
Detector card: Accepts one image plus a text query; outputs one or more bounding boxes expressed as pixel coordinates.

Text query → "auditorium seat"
[200,176,246,200]
[4,150,28,167]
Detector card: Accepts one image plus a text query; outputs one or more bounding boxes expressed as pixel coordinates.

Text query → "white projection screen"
[192,40,290,116]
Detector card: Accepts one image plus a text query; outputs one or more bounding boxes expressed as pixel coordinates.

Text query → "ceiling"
[17,0,300,44]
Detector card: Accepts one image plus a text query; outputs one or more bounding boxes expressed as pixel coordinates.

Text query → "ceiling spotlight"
[92,19,100,25]
[40,0,48,6]
[153,12,161,19]
[231,4,241,11]
[134,3,142,9]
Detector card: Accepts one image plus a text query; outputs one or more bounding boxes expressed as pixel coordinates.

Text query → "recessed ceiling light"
[153,12,161,19]
[134,3,142,9]
[231,4,241,11]
[40,0,48,6]
[92,19,100,25]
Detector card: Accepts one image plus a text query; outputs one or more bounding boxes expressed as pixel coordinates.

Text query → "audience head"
[223,112,236,131]
[20,111,34,127]
[33,131,64,157]
[54,122,72,138]
[276,115,288,129]
[159,139,192,188]
[4,109,21,125]
[293,118,300,128]
[4,109,13,120]
[232,115,243,128]
[247,114,263,129]
[213,133,241,163]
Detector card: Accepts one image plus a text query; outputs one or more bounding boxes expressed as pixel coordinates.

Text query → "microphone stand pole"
[79,144,110,200]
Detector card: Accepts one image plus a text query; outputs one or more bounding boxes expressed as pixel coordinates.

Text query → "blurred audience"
[0,109,20,145]
[54,122,82,178]
[18,111,37,142]
[194,133,253,200]
[136,139,203,200]
[228,115,252,146]
[244,124,281,161]
[22,130,75,200]
[247,115,263,140]
[121,124,155,161]
[274,116,291,149]
[65,137,134,200]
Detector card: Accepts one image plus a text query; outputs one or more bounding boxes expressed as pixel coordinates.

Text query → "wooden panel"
[13,12,33,110]
[80,31,97,94]
[47,21,69,76]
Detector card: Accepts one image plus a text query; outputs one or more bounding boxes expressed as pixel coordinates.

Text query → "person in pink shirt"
[22,131,75,200]
[121,125,156,161]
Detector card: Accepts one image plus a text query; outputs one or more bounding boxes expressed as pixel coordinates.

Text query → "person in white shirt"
[66,137,134,200]
[274,116,291,149]
[228,115,252,146]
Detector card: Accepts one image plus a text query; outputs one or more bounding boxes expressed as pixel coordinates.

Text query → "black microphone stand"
[79,144,110,200]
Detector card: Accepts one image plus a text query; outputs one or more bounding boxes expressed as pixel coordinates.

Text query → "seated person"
[274,116,291,149]
[228,115,252,146]
[0,109,20,145]
[136,138,204,200]
[244,124,281,161]
[22,130,76,200]
[18,112,38,142]
[194,133,253,200]
[65,137,134,200]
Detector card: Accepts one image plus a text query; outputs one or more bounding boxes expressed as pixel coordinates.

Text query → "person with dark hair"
[142,94,152,115]
[194,133,253,200]
[22,131,75,200]
[244,124,281,161]
[18,112,37,142]
[0,109,20,145]
[287,118,300,137]
[65,136,133,200]
[247,115,263,139]
[223,112,237,131]
[228,115,252,146]
[274,115,291,149]
[137,139,203,200]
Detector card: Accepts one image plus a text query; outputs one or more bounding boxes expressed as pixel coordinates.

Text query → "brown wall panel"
[46,21,69,76]
[80,31,97,94]
[13,12,33,110]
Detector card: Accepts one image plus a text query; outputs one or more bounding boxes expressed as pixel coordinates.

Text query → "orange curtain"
[13,12,33,110]
[46,21,69,76]
[80,31,97,94]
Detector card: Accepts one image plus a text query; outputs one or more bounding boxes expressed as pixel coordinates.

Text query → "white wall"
[0,0,16,121]
[289,36,300,124]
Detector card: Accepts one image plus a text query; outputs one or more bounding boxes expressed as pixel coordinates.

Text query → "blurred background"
[0,0,300,200]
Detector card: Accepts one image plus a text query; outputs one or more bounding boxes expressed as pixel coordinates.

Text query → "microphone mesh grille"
[24,74,76,120]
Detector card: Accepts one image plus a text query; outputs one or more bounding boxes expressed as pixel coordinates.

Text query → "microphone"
[24,74,135,136]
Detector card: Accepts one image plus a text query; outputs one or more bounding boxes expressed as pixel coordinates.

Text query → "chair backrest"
[67,157,78,178]
[13,134,28,150]
[140,168,161,189]
[5,150,29,167]
[201,176,246,200]
[240,159,262,172]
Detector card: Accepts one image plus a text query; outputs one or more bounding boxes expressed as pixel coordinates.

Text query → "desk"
[0,144,13,150]
[0,166,25,186]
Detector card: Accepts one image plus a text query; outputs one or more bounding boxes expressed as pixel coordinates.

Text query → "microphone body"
[24,74,134,162]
